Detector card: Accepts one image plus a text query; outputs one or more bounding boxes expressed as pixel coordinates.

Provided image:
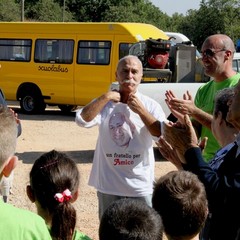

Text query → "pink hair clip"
[54,189,72,203]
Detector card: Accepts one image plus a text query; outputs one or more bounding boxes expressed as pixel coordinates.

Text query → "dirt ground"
[5,102,176,240]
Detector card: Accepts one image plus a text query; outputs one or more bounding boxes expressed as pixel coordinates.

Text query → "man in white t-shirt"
[75,55,166,218]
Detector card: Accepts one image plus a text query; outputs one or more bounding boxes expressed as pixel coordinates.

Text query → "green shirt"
[194,73,240,162]
[0,200,51,240]
[73,230,92,240]
[47,226,92,240]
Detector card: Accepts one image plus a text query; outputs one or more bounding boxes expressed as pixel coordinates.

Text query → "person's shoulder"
[200,79,215,89]
[73,229,92,240]
[0,202,51,239]
[137,91,159,105]
[4,203,45,222]
[228,72,240,82]
[196,80,215,94]
[235,72,240,77]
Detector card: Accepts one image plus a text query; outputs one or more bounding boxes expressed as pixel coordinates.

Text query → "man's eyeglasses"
[201,49,226,58]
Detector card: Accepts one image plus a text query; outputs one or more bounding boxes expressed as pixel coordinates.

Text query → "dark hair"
[29,150,79,240]
[214,87,235,127]
[99,198,163,240]
[152,170,208,239]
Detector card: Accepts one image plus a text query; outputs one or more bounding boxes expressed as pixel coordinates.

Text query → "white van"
[233,52,240,72]
[165,32,191,44]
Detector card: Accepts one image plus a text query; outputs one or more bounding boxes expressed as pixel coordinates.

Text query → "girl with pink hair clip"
[27,150,92,240]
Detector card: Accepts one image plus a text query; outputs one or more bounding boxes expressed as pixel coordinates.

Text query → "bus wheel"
[20,93,46,114]
[58,104,77,113]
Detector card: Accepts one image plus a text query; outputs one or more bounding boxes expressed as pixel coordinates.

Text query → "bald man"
[165,34,240,161]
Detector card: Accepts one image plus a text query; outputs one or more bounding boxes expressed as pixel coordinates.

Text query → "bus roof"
[0,22,168,41]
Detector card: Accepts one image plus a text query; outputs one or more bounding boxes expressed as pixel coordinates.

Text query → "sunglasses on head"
[201,48,226,57]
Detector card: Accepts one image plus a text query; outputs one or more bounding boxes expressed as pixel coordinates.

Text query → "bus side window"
[35,39,74,64]
[119,43,133,59]
[0,39,31,62]
[77,41,111,65]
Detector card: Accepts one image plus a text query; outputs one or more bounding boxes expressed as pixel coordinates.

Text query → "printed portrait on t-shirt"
[99,103,151,169]
[108,112,136,148]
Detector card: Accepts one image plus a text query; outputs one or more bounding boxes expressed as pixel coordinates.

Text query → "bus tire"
[20,92,46,114]
[58,104,77,113]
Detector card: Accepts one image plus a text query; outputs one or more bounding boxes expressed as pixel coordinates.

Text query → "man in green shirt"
[165,34,240,162]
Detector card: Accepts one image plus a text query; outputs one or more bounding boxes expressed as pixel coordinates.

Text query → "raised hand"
[162,115,199,163]
[165,90,197,123]
[127,93,145,114]
[157,136,183,170]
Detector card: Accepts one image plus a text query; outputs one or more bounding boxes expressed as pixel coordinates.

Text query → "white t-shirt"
[76,91,166,197]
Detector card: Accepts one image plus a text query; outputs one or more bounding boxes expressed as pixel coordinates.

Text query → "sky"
[150,0,201,16]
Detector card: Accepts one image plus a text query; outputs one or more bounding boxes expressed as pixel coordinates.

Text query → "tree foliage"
[0,0,20,21]
[0,0,239,49]
[179,0,240,49]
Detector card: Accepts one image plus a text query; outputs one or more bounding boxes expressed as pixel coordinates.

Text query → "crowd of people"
[0,33,239,240]
[158,34,240,239]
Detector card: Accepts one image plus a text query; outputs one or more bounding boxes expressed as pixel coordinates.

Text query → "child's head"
[0,105,18,179]
[152,170,208,240]
[27,150,80,240]
[99,198,163,240]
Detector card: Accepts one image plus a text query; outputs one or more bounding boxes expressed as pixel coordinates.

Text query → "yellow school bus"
[0,22,168,113]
